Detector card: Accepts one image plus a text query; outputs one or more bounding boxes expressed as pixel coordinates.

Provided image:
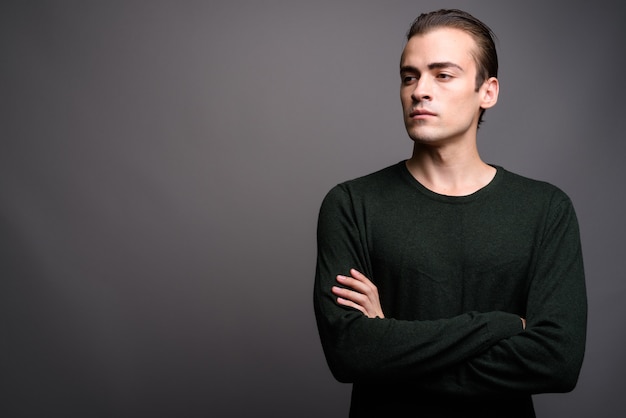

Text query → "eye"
[402,75,417,85]
[437,73,453,80]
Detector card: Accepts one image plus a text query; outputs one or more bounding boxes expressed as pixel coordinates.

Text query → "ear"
[479,77,499,110]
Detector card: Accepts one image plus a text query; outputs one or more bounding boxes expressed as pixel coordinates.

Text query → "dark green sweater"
[314,162,587,417]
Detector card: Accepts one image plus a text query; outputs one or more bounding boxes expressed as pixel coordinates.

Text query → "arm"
[313,185,523,383]
[330,192,587,396]
[333,268,525,325]
[432,194,587,396]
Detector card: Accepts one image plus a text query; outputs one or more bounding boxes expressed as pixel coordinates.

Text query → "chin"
[406,127,440,144]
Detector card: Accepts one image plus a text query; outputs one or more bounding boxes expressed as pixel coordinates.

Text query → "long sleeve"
[417,192,587,396]
[313,183,523,383]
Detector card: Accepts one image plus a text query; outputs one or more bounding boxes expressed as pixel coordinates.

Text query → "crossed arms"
[314,182,587,396]
[332,268,527,328]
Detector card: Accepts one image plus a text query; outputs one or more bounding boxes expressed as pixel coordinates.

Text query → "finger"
[350,269,376,288]
[338,273,377,293]
[335,297,366,315]
[332,286,367,305]
[333,286,376,316]
[349,269,368,282]
[336,275,371,294]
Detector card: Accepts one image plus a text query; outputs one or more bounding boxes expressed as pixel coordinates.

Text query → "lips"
[409,109,436,117]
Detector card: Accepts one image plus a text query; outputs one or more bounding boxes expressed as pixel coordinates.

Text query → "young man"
[314,9,587,417]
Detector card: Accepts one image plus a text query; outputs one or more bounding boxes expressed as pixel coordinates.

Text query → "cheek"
[450,92,481,113]
[400,93,412,111]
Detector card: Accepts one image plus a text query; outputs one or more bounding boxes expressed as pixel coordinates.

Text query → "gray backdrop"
[2,1,624,417]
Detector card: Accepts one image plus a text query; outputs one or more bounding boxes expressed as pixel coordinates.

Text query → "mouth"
[409,109,437,118]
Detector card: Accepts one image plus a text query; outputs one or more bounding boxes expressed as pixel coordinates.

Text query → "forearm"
[316,253,585,391]
[410,316,586,397]
[314,276,523,383]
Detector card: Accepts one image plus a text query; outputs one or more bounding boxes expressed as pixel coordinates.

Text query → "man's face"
[400,27,493,145]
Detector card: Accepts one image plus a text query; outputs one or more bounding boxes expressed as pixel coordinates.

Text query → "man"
[313,9,587,417]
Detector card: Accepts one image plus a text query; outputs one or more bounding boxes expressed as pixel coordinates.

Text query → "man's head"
[406,9,498,94]
[402,9,498,133]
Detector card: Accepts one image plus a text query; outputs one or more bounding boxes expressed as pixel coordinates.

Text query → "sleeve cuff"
[486,311,524,342]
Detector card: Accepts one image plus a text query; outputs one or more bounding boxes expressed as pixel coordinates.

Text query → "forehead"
[400,27,478,70]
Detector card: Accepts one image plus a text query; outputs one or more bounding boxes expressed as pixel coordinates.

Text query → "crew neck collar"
[398,160,504,203]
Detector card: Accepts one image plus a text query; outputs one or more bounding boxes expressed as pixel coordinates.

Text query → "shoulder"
[496,167,575,213]
[324,162,405,201]
[342,162,404,191]
[318,162,407,219]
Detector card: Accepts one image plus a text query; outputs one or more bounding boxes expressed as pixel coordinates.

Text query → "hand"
[521,317,526,330]
[332,269,385,319]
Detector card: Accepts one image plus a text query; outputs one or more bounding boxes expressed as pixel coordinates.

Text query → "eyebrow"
[400,62,464,73]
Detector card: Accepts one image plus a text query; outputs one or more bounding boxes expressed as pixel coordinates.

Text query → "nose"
[411,76,432,102]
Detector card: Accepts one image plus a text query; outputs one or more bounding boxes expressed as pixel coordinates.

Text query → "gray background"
[1,1,624,417]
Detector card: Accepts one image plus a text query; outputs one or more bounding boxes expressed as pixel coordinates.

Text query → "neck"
[406,142,496,196]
